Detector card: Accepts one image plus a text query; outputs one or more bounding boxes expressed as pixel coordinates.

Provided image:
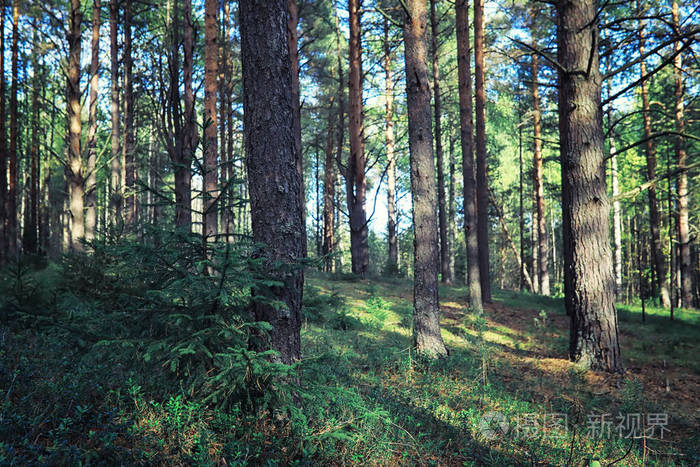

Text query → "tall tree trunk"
[24,30,40,254]
[531,192,539,293]
[384,17,398,275]
[67,0,84,251]
[557,0,621,372]
[638,17,670,307]
[0,0,7,262]
[123,0,136,225]
[456,0,483,310]
[333,3,345,274]
[518,110,525,291]
[347,0,369,277]
[204,0,218,241]
[240,0,305,364]
[531,49,550,295]
[86,0,100,241]
[109,0,122,224]
[448,130,456,280]
[322,102,336,272]
[430,0,451,284]
[176,0,195,230]
[404,0,448,358]
[672,1,692,308]
[8,0,19,256]
[606,99,623,296]
[474,0,491,301]
[288,0,304,216]
[219,1,229,240]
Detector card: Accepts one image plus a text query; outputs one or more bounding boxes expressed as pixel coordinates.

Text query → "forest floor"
[1,266,699,465]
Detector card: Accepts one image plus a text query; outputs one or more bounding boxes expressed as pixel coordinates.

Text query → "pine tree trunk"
[609,134,623,295]
[240,0,305,364]
[531,49,550,295]
[0,0,7,262]
[288,0,304,217]
[204,0,218,242]
[557,0,621,372]
[474,0,491,301]
[24,32,40,254]
[672,1,692,309]
[67,0,84,252]
[348,0,369,277]
[430,0,451,284]
[322,102,336,272]
[85,0,100,241]
[404,0,448,358]
[123,0,135,224]
[518,114,525,291]
[384,17,399,275]
[456,0,483,310]
[448,131,457,280]
[176,0,195,230]
[8,0,19,256]
[109,0,122,224]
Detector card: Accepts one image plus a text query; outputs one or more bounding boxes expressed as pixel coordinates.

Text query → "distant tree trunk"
[638,20,670,308]
[67,0,84,251]
[333,6,345,274]
[109,0,122,224]
[606,99,623,295]
[430,0,451,284]
[8,0,19,256]
[219,1,229,240]
[518,111,525,291]
[322,102,336,272]
[456,0,483,310]
[404,0,448,358]
[531,194,539,293]
[491,189,534,291]
[384,17,398,275]
[123,0,136,225]
[448,130,457,279]
[85,0,100,242]
[474,0,491,301]
[531,50,550,295]
[240,0,305,364]
[177,0,195,230]
[347,0,369,277]
[24,31,40,254]
[0,0,7,262]
[672,2,692,309]
[557,0,622,372]
[203,0,218,242]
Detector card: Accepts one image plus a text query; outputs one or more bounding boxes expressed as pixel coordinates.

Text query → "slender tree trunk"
[531,193,539,293]
[491,189,534,291]
[333,3,345,274]
[23,32,40,254]
[219,1,229,241]
[518,113,525,291]
[322,102,336,272]
[7,0,19,256]
[384,17,398,275]
[0,0,7,262]
[430,0,451,283]
[606,105,623,296]
[404,0,448,357]
[474,0,491,301]
[240,0,305,364]
[109,0,122,224]
[347,0,369,277]
[456,0,483,310]
[557,0,621,372]
[531,50,550,295]
[85,0,100,241]
[672,2,692,308]
[67,0,84,251]
[448,130,457,280]
[204,0,218,241]
[123,0,135,224]
[176,0,195,230]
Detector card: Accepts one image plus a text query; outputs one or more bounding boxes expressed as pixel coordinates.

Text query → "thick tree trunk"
[430,0,451,284]
[204,0,218,241]
[404,0,448,358]
[474,0,491,301]
[456,0,483,310]
[531,51,550,295]
[85,0,100,241]
[0,0,7,262]
[7,0,19,256]
[240,0,305,364]
[638,21,670,307]
[672,2,692,308]
[288,0,304,214]
[557,0,622,372]
[67,0,84,252]
[123,0,136,224]
[109,0,122,224]
[384,17,398,275]
[347,0,369,277]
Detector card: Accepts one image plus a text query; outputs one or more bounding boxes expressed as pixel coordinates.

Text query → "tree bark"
[430,0,451,284]
[67,0,84,252]
[85,0,100,242]
[347,0,369,277]
[531,49,550,295]
[123,0,136,225]
[456,0,483,310]
[204,0,218,241]
[384,17,398,275]
[7,0,19,256]
[638,18,670,307]
[240,0,305,364]
[474,0,491,301]
[404,0,448,358]
[672,1,692,308]
[288,0,304,216]
[109,0,122,224]
[0,0,7,262]
[23,29,40,254]
[322,102,336,272]
[609,124,623,296]
[557,0,622,372]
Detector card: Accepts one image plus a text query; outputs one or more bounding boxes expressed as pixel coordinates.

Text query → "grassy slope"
[302,272,700,465]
